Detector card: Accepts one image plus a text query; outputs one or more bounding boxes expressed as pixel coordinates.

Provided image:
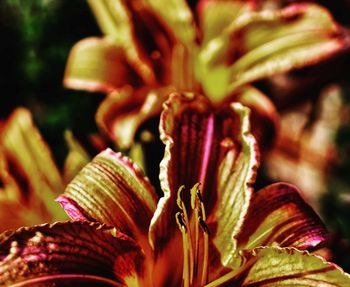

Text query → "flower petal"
[146,0,196,46]
[198,3,347,102]
[0,108,66,231]
[228,85,279,150]
[57,149,157,253]
[198,0,254,44]
[149,93,259,258]
[228,4,347,92]
[96,87,174,149]
[63,130,91,184]
[237,183,330,251]
[206,102,259,270]
[87,0,156,84]
[88,0,183,85]
[208,246,350,286]
[0,221,144,286]
[64,37,137,93]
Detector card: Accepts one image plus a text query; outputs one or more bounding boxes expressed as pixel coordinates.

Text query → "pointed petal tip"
[56,195,95,222]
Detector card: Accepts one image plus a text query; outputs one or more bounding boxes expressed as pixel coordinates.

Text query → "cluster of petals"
[1,93,349,286]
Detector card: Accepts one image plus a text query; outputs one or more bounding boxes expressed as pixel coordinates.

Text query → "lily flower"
[0,108,68,232]
[64,0,347,150]
[1,93,349,286]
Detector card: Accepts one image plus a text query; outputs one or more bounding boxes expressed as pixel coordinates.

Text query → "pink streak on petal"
[9,274,121,287]
[199,114,214,188]
[56,195,95,222]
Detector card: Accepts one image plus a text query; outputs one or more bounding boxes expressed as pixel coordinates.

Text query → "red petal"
[149,93,259,255]
[0,221,144,286]
[237,183,330,250]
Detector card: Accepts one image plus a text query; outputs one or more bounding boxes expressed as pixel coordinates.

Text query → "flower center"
[176,183,210,287]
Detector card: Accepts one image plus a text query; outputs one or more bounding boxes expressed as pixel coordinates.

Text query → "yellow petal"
[207,102,259,274]
[96,87,174,149]
[64,37,136,93]
[57,148,157,254]
[237,183,330,251]
[208,246,350,286]
[0,108,66,231]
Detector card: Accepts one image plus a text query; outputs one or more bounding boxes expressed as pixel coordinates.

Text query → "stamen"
[177,186,195,285]
[176,212,190,287]
[197,190,209,286]
[190,183,201,280]
[204,252,258,287]
[176,184,211,287]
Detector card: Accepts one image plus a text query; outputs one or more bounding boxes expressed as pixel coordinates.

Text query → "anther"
[176,212,187,233]
[199,217,210,235]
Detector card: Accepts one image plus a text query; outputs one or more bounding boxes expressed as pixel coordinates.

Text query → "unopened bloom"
[1,93,349,286]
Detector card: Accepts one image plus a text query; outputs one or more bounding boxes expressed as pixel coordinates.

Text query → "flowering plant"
[64,0,347,149]
[1,93,349,286]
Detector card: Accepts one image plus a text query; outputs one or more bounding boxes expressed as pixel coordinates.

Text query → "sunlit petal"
[208,246,350,286]
[237,183,330,251]
[207,102,259,273]
[228,4,347,92]
[146,0,196,46]
[228,86,279,150]
[198,3,347,102]
[64,37,137,93]
[57,149,157,253]
[87,0,156,84]
[198,0,254,44]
